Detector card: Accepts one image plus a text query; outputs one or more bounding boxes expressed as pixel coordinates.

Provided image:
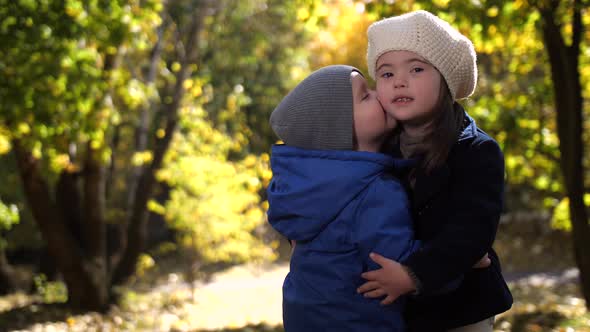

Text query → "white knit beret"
[367,10,477,100]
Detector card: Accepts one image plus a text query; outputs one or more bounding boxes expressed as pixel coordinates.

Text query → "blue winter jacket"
[267,145,420,332]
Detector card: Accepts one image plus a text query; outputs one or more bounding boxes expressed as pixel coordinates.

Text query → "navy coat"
[267,145,419,332]
[393,113,513,331]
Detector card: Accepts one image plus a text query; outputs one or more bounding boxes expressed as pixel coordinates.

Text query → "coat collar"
[458,112,478,142]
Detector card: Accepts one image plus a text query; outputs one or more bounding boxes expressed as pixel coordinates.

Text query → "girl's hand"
[473,253,491,268]
[357,252,416,305]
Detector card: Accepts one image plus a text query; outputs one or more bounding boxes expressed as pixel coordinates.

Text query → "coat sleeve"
[352,176,420,272]
[403,139,505,294]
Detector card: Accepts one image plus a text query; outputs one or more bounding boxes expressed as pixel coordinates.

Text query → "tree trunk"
[13,141,109,311]
[539,0,590,307]
[0,249,18,294]
[80,144,109,308]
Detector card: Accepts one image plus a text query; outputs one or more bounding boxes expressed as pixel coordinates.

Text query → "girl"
[358,10,513,332]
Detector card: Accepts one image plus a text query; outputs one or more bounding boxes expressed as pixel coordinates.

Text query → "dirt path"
[182,263,289,330]
[182,263,581,330]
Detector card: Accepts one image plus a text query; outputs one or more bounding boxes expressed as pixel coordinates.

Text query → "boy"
[267,65,419,331]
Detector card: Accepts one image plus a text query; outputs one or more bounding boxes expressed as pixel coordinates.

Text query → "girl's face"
[375,50,442,128]
[351,71,397,152]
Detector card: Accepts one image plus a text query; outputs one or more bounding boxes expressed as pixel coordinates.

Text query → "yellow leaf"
[192,85,203,97]
[183,79,193,90]
[488,25,497,36]
[0,134,11,155]
[486,6,499,18]
[297,7,310,21]
[432,0,450,8]
[17,123,30,135]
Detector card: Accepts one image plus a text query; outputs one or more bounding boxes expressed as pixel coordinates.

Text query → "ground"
[1,262,589,332]
[0,218,589,331]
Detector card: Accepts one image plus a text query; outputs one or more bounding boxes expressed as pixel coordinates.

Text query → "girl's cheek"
[375,86,381,102]
[376,92,386,105]
[375,84,386,99]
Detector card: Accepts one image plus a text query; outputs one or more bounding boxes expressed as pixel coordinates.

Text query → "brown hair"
[421,78,465,173]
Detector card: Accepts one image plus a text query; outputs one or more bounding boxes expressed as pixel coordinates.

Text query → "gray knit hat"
[270,65,358,150]
[367,10,477,100]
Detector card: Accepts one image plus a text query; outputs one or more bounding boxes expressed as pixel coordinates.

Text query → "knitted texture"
[270,65,356,150]
[367,10,477,100]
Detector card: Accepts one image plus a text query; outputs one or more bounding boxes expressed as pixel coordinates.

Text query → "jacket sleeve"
[352,176,420,272]
[403,139,505,294]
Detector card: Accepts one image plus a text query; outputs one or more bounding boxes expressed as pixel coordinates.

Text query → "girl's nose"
[394,77,407,88]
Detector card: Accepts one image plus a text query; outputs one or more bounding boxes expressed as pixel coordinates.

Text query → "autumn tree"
[160,0,323,265]
[0,0,211,310]
[531,0,590,304]
[0,0,317,310]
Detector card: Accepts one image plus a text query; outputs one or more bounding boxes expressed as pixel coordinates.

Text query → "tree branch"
[571,0,583,55]
[82,143,106,261]
[113,0,215,284]
[126,18,167,214]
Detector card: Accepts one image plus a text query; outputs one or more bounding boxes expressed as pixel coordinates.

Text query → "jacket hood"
[267,145,413,242]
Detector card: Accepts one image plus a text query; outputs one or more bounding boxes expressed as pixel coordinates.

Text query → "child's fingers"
[369,252,389,266]
[361,269,381,280]
[362,288,386,299]
[357,281,380,293]
[380,294,397,306]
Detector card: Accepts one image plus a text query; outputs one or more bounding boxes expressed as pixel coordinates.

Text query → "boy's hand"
[357,252,416,305]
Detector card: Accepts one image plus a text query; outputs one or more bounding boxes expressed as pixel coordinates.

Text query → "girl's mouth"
[393,97,414,103]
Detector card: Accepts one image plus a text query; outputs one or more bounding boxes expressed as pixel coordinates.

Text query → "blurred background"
[0,0,588,331]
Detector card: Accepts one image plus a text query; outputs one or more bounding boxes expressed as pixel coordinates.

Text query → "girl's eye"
[362,93,370,101]
[412,67,424,73]
[380,72,393,78]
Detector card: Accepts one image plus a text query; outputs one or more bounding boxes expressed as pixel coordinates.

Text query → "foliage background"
[0,0,588,331]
